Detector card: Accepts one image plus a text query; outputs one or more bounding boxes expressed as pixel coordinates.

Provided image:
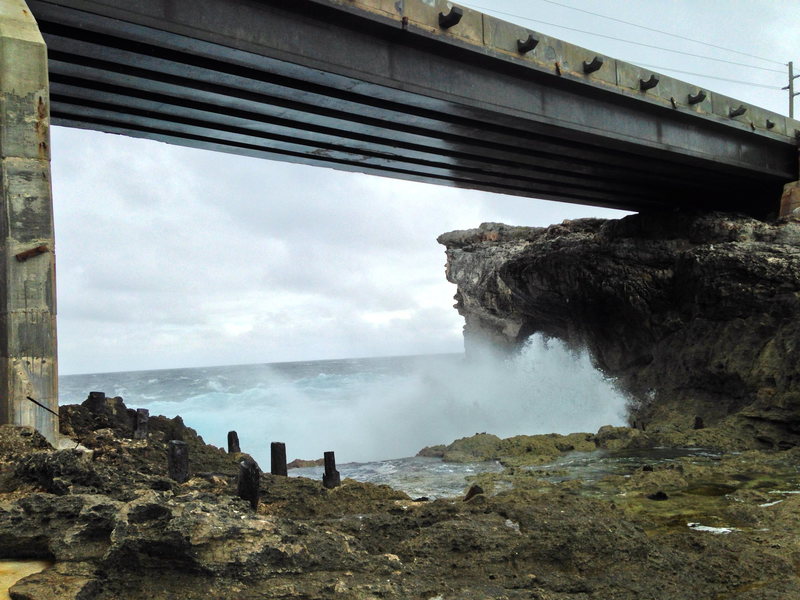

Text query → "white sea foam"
[687,523,738,534]
[135,334,627,465]
[759,500,783,507]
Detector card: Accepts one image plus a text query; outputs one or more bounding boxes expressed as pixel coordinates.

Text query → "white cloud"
[51,0,798,374]
[48,124,626,374]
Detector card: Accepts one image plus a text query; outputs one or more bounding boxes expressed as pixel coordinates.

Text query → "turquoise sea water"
[60,335,629,496]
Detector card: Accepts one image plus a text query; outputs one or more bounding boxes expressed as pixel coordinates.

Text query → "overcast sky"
[51,0,799,375]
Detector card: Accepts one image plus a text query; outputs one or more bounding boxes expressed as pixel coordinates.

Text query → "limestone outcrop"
[438,212,800,448]
[5,397,800,598]
[5,407,800,598]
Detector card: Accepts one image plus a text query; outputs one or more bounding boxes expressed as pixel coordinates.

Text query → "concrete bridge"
[2,0,799,442]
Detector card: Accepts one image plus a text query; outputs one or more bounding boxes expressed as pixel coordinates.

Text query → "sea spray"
[60,334,626,465]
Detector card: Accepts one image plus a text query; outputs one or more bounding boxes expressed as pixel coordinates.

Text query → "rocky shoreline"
[2,394,800,599]
[3,210,800,598]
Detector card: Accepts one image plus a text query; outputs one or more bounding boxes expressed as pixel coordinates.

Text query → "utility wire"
[460,3,786,74]
[461,3,784,91]
[26,395,60,418]
[530,0,785,66]
[636,64,783,90]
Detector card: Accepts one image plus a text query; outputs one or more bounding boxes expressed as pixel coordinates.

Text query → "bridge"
[2,0,799,442]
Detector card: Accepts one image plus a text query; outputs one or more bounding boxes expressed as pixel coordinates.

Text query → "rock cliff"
[438,212,800,449]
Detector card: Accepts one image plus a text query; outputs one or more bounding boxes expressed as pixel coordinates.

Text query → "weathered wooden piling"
[168,440,189,483]
[227,430,241,454]
[322,451,341,489]
[463,484,484,502]
[134,408,149,440]
[237,456,261,510]
[271,442,287,476]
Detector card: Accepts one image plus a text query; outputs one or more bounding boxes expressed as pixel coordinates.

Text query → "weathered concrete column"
[0,1,58,444]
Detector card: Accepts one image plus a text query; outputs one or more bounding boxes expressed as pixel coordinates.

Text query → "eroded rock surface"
[438,212,800,448]
[4,399,800,598]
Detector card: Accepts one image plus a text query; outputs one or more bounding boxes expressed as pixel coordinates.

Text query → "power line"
[530,0,785,66]
[460,3,786,74]
[26,396,59,418]
[636,64,783,90]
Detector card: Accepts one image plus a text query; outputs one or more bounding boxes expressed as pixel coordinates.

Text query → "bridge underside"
[28,0,799,216]
[3,0,799,442]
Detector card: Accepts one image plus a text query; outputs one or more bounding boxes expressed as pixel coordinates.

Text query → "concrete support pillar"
[0,1,58,444]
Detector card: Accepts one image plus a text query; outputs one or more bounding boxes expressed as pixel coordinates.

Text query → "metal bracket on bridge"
[688,90,707,105]
[639,75,660,91]
[582,56,603,74]
[729,105,747,118]
[438,6,463,29]
[517,34,539,54]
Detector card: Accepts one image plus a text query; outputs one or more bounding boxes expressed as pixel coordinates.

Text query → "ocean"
[59,334,628,497]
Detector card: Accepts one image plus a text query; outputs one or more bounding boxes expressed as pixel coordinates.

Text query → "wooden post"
[134,408,149,439]
[168,440,189,483]
[227,430,241,454]
[322,451,341,489]
[271,442,287,476]
[463,484,484,502]
[236,456,261,510]
[87,391,105,403]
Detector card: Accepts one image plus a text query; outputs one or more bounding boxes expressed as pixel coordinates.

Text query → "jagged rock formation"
[6,399,800,599]
[438,212,800,448]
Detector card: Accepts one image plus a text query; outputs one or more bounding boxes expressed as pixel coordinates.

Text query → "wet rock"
[439,432,502,462]
[647,491,669,501]
[287,458,324,469]
[415,445,446,458]
[421,431,597,465]
[594,425,647,450]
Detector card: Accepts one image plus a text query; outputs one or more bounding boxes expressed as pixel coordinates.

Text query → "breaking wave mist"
[60,334,628,465]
